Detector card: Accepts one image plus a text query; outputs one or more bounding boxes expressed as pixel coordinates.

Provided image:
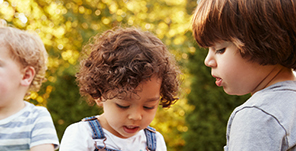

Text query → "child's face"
[0,45,24,106]
[98,76,161,138]
[204,41,277,95]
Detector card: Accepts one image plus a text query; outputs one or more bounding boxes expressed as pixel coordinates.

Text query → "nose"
[204,50,216,67]
[128,107,142,121]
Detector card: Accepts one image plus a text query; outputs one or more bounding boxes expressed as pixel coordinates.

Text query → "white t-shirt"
[60,118,167,151]
[0,101,59,151]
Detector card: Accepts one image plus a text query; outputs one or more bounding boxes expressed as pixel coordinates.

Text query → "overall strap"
[82,116,120,151]
[94,146,120,151]
[82,116,105,139]
[144,126,157,151]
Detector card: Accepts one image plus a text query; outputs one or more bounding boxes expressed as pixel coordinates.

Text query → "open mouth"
[123,126,140,134]
[215,77,222,87]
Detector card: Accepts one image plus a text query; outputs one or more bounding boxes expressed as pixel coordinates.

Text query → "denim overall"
[82,116,157,151]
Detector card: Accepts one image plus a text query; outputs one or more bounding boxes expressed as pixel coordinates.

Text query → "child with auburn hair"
[0,21,59,150]
[192,0,296,150]
[59,27,180,151]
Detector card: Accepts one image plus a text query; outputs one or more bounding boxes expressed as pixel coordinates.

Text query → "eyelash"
[144,106,155,110]
[215,48,226,54]
[116,104,155,110]
[116,104,129,109]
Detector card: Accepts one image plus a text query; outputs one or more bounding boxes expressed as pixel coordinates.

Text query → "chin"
[224,89,248,96]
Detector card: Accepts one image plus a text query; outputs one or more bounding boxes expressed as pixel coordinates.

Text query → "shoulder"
[60,120,95,151]
[21,102,56,129]
[25,102,59,149]
[150,129,167,151]
[144,127,165,142]
[251,81,296,104]
[155,131,166,147]
[227,82,296,150]
[228,104,287,134]
[64,121,92,135]
[226,107,288,150]
[23,101,51,119]
[229,107,284,130]
[2,102,60,149]
[3,101,56,129]
[233,81,296,129]
[155,132,166,146]
[232,81,296,128]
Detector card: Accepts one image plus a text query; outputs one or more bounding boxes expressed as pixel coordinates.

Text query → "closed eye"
[116,104,130,109]
[144,106,155,110]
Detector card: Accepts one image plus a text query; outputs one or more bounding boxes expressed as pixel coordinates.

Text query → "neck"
[0,100,25,120]
[251,65,295,95]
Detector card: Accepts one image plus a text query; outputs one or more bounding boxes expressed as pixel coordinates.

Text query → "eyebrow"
[119,95,161,102]
[146,96,161,102]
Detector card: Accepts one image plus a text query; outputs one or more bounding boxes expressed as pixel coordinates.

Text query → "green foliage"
[0,0,192,150]
[0,0,253,150]
[45,65,103,140]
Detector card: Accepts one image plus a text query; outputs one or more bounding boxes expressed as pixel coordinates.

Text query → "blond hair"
[0,20,48,96]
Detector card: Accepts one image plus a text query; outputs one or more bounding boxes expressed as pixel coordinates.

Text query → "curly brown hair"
[76,27,180,108]
[192,0,296,69]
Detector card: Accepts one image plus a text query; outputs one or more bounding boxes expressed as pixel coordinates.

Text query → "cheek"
[103,105,120,119]
[104,109,124,127]
[0,76,14,93]
[223,70,257,95]
[222,57,246,78]
[144,109,158,122]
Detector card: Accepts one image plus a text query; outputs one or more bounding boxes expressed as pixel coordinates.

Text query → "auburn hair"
[76,27,180,108]
[192,0,296,69]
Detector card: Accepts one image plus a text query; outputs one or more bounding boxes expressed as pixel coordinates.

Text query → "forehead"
[0,44,25,71]
[0,44,22,67]
[209,41,232,49]
[0,43,12,57]
[109,76,162,100]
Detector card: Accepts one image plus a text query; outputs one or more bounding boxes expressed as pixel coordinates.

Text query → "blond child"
[59,27,180,151]
[192,0,296,150]
[0,21,59,151]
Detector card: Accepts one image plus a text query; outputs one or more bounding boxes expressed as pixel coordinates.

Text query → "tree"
[0,0,193,150]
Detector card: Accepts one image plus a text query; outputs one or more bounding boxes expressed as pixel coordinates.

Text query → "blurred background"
[0,0,249,150]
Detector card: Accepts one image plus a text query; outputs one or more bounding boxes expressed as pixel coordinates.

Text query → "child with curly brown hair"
[192,0,296,150]
[0,21,59,150]
[59,27,180,151]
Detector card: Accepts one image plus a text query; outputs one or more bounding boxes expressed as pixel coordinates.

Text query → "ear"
[94,98,104,106]
[20,66,35,86]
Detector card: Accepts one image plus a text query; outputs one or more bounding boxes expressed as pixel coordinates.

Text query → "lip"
[212,75,222,87]
[123,125,140,134]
